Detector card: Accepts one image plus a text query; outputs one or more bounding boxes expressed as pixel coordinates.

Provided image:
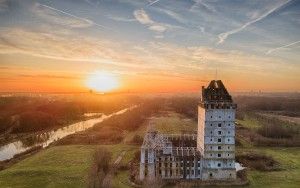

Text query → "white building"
[140,80,237,181]
[198,80,237,180]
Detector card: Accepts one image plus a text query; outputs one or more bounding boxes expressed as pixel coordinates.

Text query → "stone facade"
[139,80,237,181]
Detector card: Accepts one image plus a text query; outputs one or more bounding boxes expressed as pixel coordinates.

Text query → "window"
[159,170,161,174]
[210,131,213,134]
[219,116,221,118]
[210,154,212,157]
[198,170,200,174]
[159,163,162,167]
[211,116,213,118]
[210,124,213,126]
[228,131,230,134]
[218,131,222,135]
[229,163,232,166]
[228,138,230,142]
[218,153,221,157]
[228,116,231,118]
[210,138,213,142]
[210,146,212,149]
[218,146,221,150]
[228,154,230,156]
[228,123,230,126]
[209,173,213,177]
[170,163,172,167]
[218,123,221,127]
[217,163,221,167]
[228,146,230,149]
[218,138,222,142]
[229,173,232,177]
[191,170,194,174]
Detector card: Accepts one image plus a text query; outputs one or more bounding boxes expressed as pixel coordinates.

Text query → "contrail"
[266,40,300,54]
[217,0,291,44]
[148,0,161,6]
[40,4,112,30]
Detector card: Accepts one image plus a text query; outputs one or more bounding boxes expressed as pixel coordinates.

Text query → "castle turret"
[197,80,237,180]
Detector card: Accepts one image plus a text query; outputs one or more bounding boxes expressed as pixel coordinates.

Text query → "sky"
[0,0,299,93]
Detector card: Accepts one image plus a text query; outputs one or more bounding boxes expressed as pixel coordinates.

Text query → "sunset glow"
[85,71,119,93]
[0,0,299,93]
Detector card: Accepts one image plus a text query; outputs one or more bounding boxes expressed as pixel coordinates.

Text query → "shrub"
[88,147,112,188]
[236,153,279,171]
[12,111,56,133]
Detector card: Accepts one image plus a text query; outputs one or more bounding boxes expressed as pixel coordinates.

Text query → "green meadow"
[0,111,299,188]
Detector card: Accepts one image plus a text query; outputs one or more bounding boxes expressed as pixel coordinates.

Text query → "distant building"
[139,80,237,181]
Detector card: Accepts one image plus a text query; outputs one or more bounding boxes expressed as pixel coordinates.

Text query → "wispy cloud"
[0,28,150,69]
[190,0,216,13]
[133,8,167,33]
[107,15,136,22]
[37,4,112,30]
[266,40,300,54]
[148,0,161,6]
[18,74,81,80]
[217,0,291,44]
[0,0,8,12]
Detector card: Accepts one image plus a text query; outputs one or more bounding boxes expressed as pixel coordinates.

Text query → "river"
[0,107,134,161]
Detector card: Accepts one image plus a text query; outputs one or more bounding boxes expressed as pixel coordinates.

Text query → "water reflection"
[0,107,133,161]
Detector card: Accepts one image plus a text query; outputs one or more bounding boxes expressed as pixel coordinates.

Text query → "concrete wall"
[202,169,236,180]
[198,106,236,180]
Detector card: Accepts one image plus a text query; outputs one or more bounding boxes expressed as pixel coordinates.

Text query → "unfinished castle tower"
[139,80,237,182]
[198,80,237,180]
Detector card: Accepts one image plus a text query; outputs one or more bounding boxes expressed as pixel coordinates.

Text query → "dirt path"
[102,150,127,188]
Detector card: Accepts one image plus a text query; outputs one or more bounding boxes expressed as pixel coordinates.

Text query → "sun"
[85,71,119,93]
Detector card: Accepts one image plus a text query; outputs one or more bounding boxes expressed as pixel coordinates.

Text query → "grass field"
[0,110,299,188]
[0,145,95,188]
[151,111,197,134]
[0,144,139,188]
[237,147,300,188]
[237,115,261,130]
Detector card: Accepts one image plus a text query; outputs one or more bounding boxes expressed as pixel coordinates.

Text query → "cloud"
[134,9,154,25]
[107,15,136,22]
[217,0,291,44]
[18,74,81,79]
[0,28,150,69]
[33,3,112,30]
[146,41,297,75]
[190,0,216,13]
[266,40,300,54]
[148,0,161,6]
[0,0,8,12]
[156,8,187,24]
[33,3,93,28]
[133,8,167,33]
[149,25,166,32]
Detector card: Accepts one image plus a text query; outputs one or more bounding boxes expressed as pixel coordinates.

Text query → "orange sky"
[1,0,300,93]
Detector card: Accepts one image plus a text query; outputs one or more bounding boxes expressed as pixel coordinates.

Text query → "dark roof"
[201,80,232,102]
